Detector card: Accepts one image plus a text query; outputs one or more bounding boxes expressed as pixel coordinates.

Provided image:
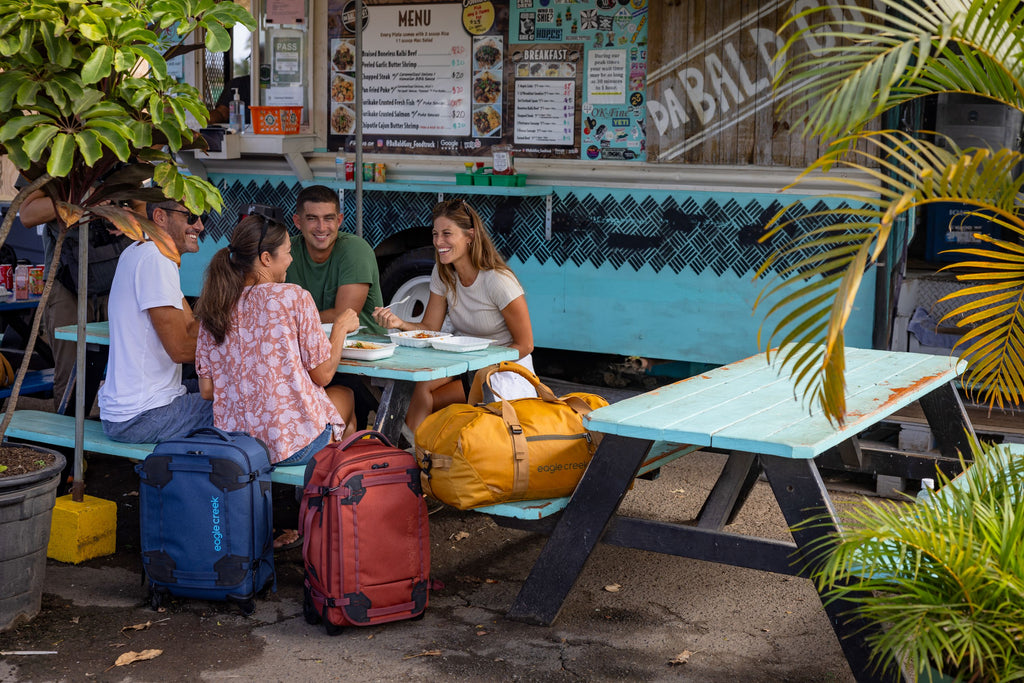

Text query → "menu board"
[326,0,647,162]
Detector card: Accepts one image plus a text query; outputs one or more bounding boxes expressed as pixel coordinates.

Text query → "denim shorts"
[102,388,214,444]
[273,426,332,468]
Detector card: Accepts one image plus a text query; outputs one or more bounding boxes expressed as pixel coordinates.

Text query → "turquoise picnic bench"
[0,368,54,400]
[3,410,306,486]
[504,347,974,683]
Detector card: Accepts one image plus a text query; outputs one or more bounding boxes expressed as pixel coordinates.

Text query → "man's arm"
[149,300,198,363]
[18,190,57,228]
[321,283,370,324]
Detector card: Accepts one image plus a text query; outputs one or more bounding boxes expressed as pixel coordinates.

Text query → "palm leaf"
[757,130,1024,423]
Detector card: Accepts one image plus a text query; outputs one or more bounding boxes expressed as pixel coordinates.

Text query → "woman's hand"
[333,308,361,335]
[372,306,405,331]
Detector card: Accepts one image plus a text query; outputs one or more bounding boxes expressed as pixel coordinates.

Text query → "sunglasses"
[163,208,206,225]
[256,215,270,256]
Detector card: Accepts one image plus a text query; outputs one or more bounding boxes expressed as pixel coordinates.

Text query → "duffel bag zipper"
[525,432,592,443]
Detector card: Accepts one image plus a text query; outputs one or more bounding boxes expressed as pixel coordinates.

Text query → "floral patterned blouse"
[196,282,342,464]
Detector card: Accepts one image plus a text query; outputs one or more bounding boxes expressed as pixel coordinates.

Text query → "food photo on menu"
[473,105,501,137]
[331,104,355,134]
[474,37,502,70]
[331,73,355,103]
[332,39,354,72]
[473,71,501,104]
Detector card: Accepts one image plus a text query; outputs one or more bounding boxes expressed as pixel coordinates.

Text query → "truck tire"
[379,247,434,322]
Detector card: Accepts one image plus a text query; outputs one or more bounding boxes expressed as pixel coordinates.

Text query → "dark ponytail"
[194,215,288,344]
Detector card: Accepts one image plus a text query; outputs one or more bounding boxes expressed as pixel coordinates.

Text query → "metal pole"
[354,0,363,238]
[71,220,87,502]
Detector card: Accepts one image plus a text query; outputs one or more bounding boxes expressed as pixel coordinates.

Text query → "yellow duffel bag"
[414,361,608,510]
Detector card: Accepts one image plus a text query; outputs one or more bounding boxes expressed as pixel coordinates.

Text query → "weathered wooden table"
[505,347,973,683]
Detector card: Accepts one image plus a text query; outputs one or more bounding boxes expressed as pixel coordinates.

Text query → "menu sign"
[325,0,646,162]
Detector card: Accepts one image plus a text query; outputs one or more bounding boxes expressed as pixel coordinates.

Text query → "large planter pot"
[0,445,66,631]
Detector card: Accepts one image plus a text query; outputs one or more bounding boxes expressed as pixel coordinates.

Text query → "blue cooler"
[925,202,1002,262]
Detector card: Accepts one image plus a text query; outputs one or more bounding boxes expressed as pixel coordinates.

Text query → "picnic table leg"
[506,434,651,626]
[918,382,976,462]
[695,450,761,529]
[762,455,906,683]
[373,378,413,446]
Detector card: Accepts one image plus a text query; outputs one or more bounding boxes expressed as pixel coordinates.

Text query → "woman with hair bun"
[194,216,361,547]
[373,198,535,434]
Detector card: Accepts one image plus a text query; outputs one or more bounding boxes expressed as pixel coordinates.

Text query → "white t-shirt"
[98,241,187,421]
[430,266,536,401]
[430,266,524,345]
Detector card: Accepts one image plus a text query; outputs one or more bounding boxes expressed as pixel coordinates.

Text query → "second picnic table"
[504,346,974,683]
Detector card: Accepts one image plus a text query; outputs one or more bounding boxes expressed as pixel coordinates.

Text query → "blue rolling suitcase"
[136,427,276,614]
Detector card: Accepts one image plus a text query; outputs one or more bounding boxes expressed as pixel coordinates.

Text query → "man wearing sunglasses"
[98,200,214,443]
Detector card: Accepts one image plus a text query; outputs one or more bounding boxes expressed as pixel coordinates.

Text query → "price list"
[359,4,471,136]
[514,79,575,146]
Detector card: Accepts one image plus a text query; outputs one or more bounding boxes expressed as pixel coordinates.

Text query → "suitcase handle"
[335,429,395,451]
[186,426,238,442]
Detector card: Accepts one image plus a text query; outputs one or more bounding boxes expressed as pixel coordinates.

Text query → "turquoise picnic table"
[504,347,974,683]
[56,322,517,446]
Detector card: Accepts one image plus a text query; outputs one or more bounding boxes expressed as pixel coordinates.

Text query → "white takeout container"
[341,341,396,361]
[428,336,496,353]
[388,329,452,348]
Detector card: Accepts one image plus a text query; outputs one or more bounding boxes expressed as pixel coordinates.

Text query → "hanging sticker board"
[326,0,647,161]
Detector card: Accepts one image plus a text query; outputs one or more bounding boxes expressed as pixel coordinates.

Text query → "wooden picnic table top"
[56,323,518,382]
[584,347,966,459]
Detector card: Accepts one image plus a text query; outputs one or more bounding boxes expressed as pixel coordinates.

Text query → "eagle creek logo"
[211,497,223,551]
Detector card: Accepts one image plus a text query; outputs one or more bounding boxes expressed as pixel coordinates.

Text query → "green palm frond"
[756,129,1024,423]
[777,0,1024,141]
[938,220,1024,410]
[798,440,1024,681]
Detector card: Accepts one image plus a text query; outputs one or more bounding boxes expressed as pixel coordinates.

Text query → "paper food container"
[341,341,397,361]
[428,336,496,353]
[388,330,453,348]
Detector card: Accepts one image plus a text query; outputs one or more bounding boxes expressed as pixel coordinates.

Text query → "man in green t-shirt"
[285,184,386,335]
[285,184,385,428]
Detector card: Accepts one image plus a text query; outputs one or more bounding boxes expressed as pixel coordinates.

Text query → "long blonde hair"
[431,199,516,300]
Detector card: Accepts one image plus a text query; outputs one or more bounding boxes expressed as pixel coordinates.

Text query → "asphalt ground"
[0,439,865,683]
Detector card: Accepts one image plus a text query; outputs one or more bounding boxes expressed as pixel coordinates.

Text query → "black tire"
[379,247,434,322]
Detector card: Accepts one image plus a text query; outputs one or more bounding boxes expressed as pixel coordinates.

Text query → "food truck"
[177,0,888,376]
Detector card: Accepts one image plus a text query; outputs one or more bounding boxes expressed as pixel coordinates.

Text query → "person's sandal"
[273,529,303,551]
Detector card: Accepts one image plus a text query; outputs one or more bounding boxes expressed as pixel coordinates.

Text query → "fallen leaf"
[449,531,470,542]
[367,634,374,639]
[668,650,692,665]
[70,617,80,625]
[476,630,488,636]
[113,649,162,667]
[403,649,442,659]
[125,491,139,496]
[120,621,151,634]
[670,488,686,494]
[484,578,498,584]
[603,583,621,593]
[761,627,770,632]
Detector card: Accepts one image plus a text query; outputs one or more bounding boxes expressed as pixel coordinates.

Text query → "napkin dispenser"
[199,126,240,159]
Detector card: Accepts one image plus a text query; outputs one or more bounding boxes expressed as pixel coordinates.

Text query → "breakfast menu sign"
[327,0,647,162]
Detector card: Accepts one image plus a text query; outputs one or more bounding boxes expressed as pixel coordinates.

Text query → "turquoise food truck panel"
[185,174,875,366]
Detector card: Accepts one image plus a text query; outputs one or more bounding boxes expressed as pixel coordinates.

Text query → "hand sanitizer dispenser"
[229,88,245,133]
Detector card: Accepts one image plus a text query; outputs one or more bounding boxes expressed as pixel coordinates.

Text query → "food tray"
[388,330,452,348]
[342,341,396,361]
[428,336,495,353]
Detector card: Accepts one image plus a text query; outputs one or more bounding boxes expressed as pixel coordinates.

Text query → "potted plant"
[0,0,254,629]
[804,440,1024,681]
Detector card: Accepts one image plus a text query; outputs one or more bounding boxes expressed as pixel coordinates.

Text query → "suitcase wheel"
[235,598,256,617]
[302,587,321,626]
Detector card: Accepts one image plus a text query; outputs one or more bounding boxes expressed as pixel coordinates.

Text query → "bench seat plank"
[0,368,54,399]
[586,348,964,459]
[475,441,699,520]
[3,410,305,486]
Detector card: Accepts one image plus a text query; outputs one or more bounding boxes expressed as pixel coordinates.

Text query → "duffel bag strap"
[473,361,560,404]
[485,399,529,493]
